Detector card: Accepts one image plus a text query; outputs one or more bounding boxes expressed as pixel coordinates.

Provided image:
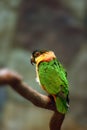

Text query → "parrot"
[30,50,69,114]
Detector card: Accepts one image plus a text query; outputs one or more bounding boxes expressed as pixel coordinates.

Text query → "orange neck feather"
[35,51,56,65]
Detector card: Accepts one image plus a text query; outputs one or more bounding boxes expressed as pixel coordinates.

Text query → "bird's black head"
[30,50,47,65]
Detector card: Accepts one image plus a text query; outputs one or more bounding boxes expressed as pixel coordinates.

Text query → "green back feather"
[38,58,69,114]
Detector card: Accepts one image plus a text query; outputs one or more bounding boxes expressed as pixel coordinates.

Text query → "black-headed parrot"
[31,50,69,114]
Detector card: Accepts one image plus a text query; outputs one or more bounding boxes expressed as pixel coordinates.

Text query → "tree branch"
[0,68,65,130]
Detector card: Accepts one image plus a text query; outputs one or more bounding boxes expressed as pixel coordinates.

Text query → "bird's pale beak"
[30,57,35,65]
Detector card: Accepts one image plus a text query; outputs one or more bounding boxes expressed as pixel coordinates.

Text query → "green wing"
[38,59,69,113]
[38,59,68,95]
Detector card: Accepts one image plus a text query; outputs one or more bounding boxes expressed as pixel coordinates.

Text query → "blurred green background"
[0,0,87,130]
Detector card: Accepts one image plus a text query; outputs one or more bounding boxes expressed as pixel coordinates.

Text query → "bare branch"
[0,68,55,110]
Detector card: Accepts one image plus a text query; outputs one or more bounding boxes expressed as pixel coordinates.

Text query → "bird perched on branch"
[31,50,69,114]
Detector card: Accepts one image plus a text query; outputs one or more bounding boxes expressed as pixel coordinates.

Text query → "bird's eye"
[34,52,41,57]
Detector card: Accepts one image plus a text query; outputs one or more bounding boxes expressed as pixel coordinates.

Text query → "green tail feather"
[55,96,68,114]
